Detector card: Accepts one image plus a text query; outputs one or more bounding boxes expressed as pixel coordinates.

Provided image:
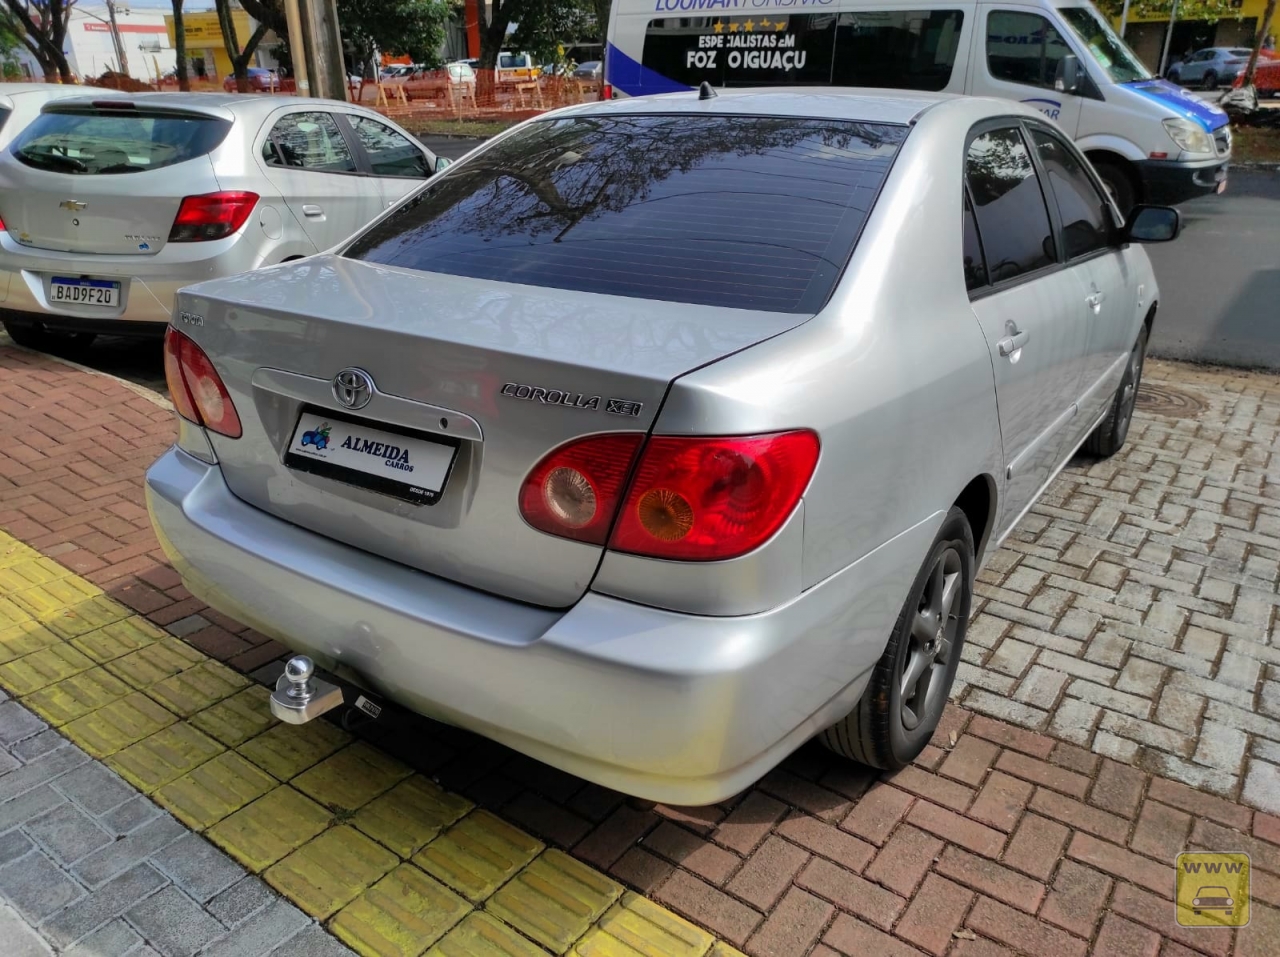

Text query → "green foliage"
[339,0,454,69]
[1094,0,1241,25]
[0,10,21,74]
[510,0,598,64]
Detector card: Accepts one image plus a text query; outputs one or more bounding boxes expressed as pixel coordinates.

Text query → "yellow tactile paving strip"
[0,531,743,957]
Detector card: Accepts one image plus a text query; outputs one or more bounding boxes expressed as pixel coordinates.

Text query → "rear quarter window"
[344,114,906,313]
[11,109,231,174]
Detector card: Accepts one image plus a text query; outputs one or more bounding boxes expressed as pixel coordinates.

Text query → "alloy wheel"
[898,546,963,731]
[1116,334,1147,434]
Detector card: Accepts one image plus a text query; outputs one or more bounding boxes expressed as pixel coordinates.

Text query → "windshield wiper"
[18,151,87,173]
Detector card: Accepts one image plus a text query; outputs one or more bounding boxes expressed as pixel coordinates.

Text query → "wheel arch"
[953,474,998,566]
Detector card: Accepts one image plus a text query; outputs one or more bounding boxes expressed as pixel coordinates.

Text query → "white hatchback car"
[0,93,447,349]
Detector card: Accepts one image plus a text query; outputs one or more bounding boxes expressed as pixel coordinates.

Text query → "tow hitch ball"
[270,655,343,725]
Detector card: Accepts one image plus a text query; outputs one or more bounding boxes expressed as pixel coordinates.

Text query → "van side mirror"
[434,156,453,174]
[1056,54,1081,94]
[1124,204,1181,243]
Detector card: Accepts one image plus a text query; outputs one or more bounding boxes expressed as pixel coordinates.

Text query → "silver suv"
[0,93,446,349]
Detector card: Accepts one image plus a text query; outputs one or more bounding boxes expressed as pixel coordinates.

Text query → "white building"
[13,4,177,83]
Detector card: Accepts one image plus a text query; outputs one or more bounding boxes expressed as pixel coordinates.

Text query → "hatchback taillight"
[519,434,645,544]
[163,327,242,438]
[169,191,258,243]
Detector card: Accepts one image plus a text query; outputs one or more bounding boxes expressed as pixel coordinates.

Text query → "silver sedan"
[0,93,447,349]
[146,89,1179,804]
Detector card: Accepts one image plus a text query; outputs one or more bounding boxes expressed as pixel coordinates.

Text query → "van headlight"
[1162,118,1214,154]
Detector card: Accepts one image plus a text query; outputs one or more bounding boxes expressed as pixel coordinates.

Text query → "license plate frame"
[284,408,460,507]
[49,277,121,307]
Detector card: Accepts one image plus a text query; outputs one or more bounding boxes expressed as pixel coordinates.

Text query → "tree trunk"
[172,0,190,90]
[1243,0,1277,87]
[476,5,508,103]
[215,0,250,91]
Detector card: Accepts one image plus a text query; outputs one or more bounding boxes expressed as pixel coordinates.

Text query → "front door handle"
[1086,285,1105,312]
[997,321,1030,358]
[302,204,324,218]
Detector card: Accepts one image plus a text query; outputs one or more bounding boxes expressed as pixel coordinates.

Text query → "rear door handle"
[302,205,324,218]
[997,321,1029,358]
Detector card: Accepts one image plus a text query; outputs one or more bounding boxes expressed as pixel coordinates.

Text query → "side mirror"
[434,156,453,173]
[1055,54,1081,94]
[1124,204,1181,243]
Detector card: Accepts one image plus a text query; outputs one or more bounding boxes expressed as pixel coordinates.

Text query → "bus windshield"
[1058,5,1150,84]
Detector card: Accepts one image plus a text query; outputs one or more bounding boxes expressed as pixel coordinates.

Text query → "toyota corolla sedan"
[146,89,1179,804]
[0,93,447,350]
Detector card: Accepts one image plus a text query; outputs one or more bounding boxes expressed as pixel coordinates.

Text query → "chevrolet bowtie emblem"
[59,200,88,211]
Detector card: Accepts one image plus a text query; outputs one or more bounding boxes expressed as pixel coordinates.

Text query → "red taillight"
[519,434,645,544]
[610,431,820,561]
[601,83,613,99]
[163,327,242,438]
[169,191,258,243]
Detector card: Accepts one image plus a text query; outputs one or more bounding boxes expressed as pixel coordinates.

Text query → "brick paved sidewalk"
[2,344,1280,956]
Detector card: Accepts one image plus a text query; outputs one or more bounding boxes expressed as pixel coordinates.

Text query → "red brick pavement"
[2,344,1279,956]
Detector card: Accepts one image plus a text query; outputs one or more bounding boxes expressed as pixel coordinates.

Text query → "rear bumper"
[0,230,268,329]
[1136,156,1229,205]
[145,447,925,804]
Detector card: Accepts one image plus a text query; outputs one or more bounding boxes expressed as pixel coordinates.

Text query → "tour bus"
[604,0,1231,208]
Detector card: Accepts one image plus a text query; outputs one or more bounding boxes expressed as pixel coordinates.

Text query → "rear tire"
[820,507,974,770]
[1092,158,1138,216]
[1085,324,1148,458]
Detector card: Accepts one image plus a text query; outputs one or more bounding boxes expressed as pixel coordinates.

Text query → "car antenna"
[698,81,718,100]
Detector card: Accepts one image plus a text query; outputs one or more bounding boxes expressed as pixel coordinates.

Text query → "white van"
[604,0,1231,208]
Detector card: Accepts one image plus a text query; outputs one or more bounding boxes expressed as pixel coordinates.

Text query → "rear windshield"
[10,109,231,175]
[345,114,906,313]
[641,10,965,92]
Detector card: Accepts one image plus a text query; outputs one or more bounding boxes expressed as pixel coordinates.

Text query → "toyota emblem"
[332,368,374,410]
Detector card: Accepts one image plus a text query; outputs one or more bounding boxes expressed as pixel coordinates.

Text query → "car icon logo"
[332,368,374,411]
[1192,886,1234,915]
[59,200,88,211]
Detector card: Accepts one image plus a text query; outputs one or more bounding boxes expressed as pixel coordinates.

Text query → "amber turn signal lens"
[636,488,694,542]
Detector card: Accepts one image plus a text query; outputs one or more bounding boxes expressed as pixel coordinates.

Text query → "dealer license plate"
[49,277,120,307]
[285,411,458,506]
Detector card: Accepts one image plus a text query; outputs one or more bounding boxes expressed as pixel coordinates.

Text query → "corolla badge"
[332,368,374,410]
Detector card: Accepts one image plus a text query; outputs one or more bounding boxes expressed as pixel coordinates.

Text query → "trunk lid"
[180,256,810,607]
[0,100,230,255]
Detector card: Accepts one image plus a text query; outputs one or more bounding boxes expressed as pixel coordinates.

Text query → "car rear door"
[1025,122,1134,433]
[259,109,382,251]
[339,113,435,210]
[964,122,1089,527]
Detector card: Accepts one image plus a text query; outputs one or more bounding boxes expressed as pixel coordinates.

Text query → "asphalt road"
[1144,166,1280,368]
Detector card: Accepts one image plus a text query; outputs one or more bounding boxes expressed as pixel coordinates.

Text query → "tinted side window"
[987,11,1071,89]
[262,112,356,173]
[963,193,988,292]
[966,127,1056,282]
[639,11,963,91]
[348,116,430,178]
[641,15,837,87]
[346,114,907,313]
[832,11,965,91]
[1028,127,1111,259]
